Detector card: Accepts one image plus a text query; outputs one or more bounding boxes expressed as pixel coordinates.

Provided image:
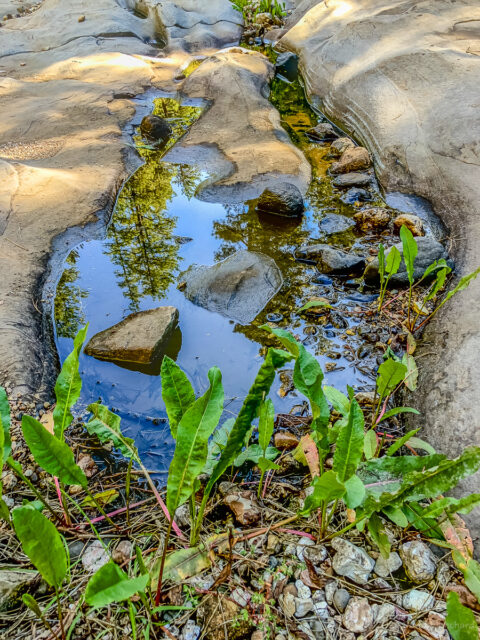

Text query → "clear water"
[53,78,395,475]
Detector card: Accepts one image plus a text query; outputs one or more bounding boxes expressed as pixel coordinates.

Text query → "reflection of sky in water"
[54,90,390,475]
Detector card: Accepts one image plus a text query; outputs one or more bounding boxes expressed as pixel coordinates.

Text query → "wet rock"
[275,51,298,82]
[393,213,425,236]
[298,244,365,275]
[403,589,435,612]
[331,147,371,174]
[342,597,374,633]
[224,490,261,525]
[140,115,172,144]
[180,250,283,325]
[331,538,375,585]
[332,172,372,188]
[399,540,437,583]
[364,237,449,285]
[374,551,402,577]
[330,137,355,156]
[256,183,304,217]
[0,569,37,611]
[319,214,356,235]
[354,207,391,231]
[341,187,372,204]
[307,122,338,141]
[81,540,110,573]
[333,588,350,613]
[85,307,179,366]
[274,431,300,450]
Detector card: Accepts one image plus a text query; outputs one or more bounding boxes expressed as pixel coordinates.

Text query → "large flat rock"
[85,306,179,365]
[164,47,311,203]
[180,250,283,325]
[279,0,480,535]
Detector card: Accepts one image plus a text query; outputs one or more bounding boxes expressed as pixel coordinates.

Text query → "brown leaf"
[294,434,320,478]
[303,557,328,589]
[444,584,480,611]
[274,431,300,451]
[40,411,54,434]
[439,512,474,560]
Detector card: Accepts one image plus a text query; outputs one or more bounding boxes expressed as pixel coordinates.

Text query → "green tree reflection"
[54,250,88,338]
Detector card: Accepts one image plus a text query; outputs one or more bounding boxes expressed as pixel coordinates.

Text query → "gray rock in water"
[319,214,356,235]
[399,540,437,584]
[331,538,375,585]
[140,115,172,144]
[180,250,283,325]
[256,183,305,217]
[275,51,298,82]
[297,244,365,275]
[364,237,449,285]
[85,307,179,365]
[0,569,37,611]
[332,172,372,188]
[307,122,338,141]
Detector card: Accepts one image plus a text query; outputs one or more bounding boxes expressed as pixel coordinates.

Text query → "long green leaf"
[425,268,448,303]
[258,398,275,452]
[161,356,195,440]
[446,591,479,640]
[333,398,364,482]
[203,418,235,475]
[204,348,292,495]
[367,513,391,558]
[379,406,419,424]
[401,354,418,392]
[86,404,136,458]
[453,553,480,603]
[386,245,402,276]
[323,386,349,416]
[85,562,148,608]
[361,447,480,516]
[22,415,87,487]
[438,267,480,309]
[0,387,11,462]
[376,358,407,400]
[300,470,345,516]
[386,428,420,456]
[12,505,67,588]
[53,325,88,438]
[400,225,418,285]
[167,367,224,515]
[422,258,449,280]
[421,494,480,518]
[378,243,385,286]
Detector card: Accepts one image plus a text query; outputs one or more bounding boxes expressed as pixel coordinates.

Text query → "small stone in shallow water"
[266,312,283,323]
[341,187,372,204]
[307,122,338,141]
[275,51,298,82]
[310,273,333,286]
[256,183,304,217]
[354,207,391,231]
[297,244,365,275]
[333,172,372,188]
[393,213,425,236]
[318,214,356,235]
[140,115,172,143]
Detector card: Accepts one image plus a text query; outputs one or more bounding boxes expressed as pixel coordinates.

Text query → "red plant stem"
[278,528,316,541]
[74,499,152,527]
[54,477,70,526]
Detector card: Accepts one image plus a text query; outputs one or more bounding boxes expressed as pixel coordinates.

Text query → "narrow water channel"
[52,63,438,474]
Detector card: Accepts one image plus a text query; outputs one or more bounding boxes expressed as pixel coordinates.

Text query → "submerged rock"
[332,172,372,188]
[341,187,372,204]
[394,213,425,236]
[364,237,449,285]
[256,183,305,217]
[140,115,172,144]
[180,250,283,324]
[297,244,365,275]
[84,307,179,366]
[307,122,338,141]
[275,51,298,81]
[330,147,371,174]
[319,214,356,235]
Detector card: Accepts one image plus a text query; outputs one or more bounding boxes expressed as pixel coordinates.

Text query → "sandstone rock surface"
[84,306,179,365]
[279,0,480,535]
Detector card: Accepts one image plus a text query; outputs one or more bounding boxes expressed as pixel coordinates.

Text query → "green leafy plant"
[85,561,149,609]
[256,398,279,498]
[377,243,401,312]
[446,591,479,640]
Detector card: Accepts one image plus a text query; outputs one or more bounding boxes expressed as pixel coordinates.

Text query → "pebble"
[403,589,435,612]
[295,579,312,600]
[374,551,403,578]
[274,431,299,450]
[333,588,351,613]
[399,540,437,583]
[374,603,396,625]
[325,580,338,604]
[295,597,314,618]
[280,592,296,618]
[231,587,250,608]
[342,597,374,633]
[304,544,329,566]
[296,536,315,561]
[331,538,375,585]
[418,612,448,640]
[266,312,283,323]
[181,620,201,640]
[81,540,110,573]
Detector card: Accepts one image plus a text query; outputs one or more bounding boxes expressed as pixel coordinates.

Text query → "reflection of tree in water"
[104,98,203,311]
[55,250,88,338]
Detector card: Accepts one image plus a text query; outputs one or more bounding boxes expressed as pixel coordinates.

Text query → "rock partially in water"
[84,307,179,366]
[256,183,305,217]
[330,136,355,157]
[332,172,372,188]
[140,115,172,144]
[275,51,298,82]
[297,244,365,275]
[394,213,425,236]
[331,147,371,174]
[307,122,338,141]
[319,214,356,235]
[341,187,372,204]
[354,207,391,231]
[180,250,283,325]
[364,237,449,285]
